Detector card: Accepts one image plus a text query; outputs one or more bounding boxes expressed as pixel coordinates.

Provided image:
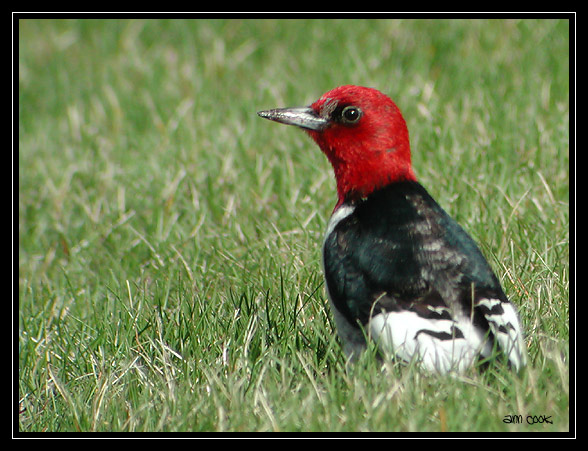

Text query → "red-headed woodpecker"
[258,85,526,373]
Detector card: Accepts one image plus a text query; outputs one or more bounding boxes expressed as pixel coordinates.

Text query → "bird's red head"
[258,85,416,207]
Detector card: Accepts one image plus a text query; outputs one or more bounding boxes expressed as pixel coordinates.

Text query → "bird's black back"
[323,181,507,328]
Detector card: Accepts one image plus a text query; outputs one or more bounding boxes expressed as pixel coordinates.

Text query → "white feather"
[368,310,492,374]
[477,298,527,370]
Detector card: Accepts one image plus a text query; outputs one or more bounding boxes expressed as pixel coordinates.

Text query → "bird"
[257,85,526,373]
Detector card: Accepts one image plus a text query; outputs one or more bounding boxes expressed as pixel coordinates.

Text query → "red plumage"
[306,86,416,207]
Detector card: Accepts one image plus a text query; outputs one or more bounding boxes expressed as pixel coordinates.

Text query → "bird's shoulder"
[325,181,491,279]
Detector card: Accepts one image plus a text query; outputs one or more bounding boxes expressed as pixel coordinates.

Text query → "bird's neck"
[326,144,416,208]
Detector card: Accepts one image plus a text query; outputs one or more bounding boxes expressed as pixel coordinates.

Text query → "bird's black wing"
[323,181,522,361]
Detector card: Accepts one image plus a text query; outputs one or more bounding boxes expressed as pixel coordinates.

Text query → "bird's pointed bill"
[257,107,328,131]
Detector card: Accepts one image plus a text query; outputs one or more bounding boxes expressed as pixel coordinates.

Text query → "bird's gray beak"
[257,107,328,131]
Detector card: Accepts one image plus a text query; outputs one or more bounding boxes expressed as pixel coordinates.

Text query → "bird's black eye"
[341,106,362,124]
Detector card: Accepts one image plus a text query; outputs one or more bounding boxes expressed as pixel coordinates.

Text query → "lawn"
[17,18,570,433]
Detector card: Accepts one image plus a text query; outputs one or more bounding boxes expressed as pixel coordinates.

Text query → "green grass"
[18,18,570,433]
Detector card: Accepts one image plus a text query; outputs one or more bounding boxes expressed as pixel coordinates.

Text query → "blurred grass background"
[18,18,569,432]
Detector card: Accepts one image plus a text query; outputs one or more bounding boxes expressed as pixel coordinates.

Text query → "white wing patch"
[367,298,526,373]
[369,310,492,373]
